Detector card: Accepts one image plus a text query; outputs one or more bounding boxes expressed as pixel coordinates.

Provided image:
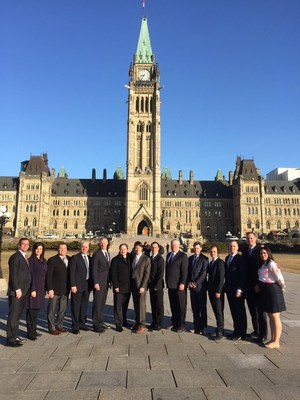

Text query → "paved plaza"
[0,268,299,399]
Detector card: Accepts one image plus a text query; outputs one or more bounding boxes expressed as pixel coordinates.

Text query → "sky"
[0,0,299,182]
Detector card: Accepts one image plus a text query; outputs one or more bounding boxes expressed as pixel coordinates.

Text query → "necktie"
[24,255,29,265]
[248,247,252,255]
[84,256,89,279]
[105,252,109,262]
[192,255,198,267]
[228,255,233,266]
[168,253,174,264]
[63,256,68,267]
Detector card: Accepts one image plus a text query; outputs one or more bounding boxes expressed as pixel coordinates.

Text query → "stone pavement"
[0,270,299,400]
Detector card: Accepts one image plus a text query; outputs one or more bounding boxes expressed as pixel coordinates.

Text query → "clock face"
[138,69,150,81]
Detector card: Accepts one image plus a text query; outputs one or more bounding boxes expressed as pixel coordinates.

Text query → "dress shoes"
[229,335,246,341]
[98,327,105,333]
[215,334,224,341]
[136,325,146,334]
[131,323,139,332]
[79,325,89,331]
[153,325,162,331]
[103,323,110,329]
[56,327,67,333]
[172,325,185,333]
[36,332,42,337]
[50,330,60,336]
[27,336,37,341]
[116,326,123,332]
[148,323,156,330]
[71,329,80,335]
[249,330,259,339]
[16,336,27,343]
[6,340,23,347]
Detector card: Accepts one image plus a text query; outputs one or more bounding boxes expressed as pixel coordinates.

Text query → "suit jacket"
[165,251,188,290]
[69,252,92,292]
[242,244,261,293]
[132,253,151,290]
[225,253,247,294]
[46,254,70,296]
[148,253,165,291]
[207,257,225,294]
[91,249,110,287]
[7,250,31,297]
[188,253,208,292]
[110,253,131,293]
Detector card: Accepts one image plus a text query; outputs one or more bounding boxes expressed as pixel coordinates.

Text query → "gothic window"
[197,222,200,230]
[24,218,28,227]
[166,222,170,230]
[53,210,56,216]
[141,97,144,112]
[74,221,78,229]
[74,210,76,216]
[53,220,57,229]
[277,221,281,229]
[63,221,68,229]
[247,220,251,229]
[26,205,29,212]
[145,97,149,113]
[176,222,181,230]
[255,220,260,229]
[139,183,149,202]
[288,208,291,216]
[150,97,153,112]
[136,97,139,113]
[146,122,151,132]
[32,218,37,227]
[295,221,299,228]
[266,220,270,230]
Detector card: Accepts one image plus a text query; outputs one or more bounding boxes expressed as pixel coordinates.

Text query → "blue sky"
[1,0,299,181]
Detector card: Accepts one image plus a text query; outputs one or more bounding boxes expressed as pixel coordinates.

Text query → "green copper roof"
[215,169,225,181]
[161,167,172,180]
[113,167,125,180]
[136,17,153,64]
[58,166,68,178]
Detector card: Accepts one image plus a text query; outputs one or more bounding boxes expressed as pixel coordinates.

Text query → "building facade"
[1,18,300,240]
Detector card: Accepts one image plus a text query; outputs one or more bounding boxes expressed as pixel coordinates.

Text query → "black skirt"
[259,281,286,313]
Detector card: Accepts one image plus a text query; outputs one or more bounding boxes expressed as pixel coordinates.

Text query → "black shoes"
[71,329,79,335]
[6,340,23,347]
[79,325,89,331]
[116,326,123,332]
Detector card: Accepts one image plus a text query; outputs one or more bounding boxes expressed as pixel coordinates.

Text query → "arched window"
[277,221,281,229]
[136,97,139,112]
[295,221,299,228]
[166,222,170,230]
[197,222,200,230]
[24,217,28,227]
[53,220,57,229]
[176,222,181,230]
[63,221,68,229]
[247,220,251,229]
[145,97,149,112]
[141,97,144,112]
[139,183,149,202]
[74,221,78,229]
[255,220,260,229]
[32,218,37,227]
[266,220,270,230]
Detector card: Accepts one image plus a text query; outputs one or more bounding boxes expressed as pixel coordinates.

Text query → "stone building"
[1,18,300,240]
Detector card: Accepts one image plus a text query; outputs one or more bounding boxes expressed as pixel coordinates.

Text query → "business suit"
[207,257,225,336]
[188,253,208,332]
[46,254,70,332]
[91,249,110,331]
[131,253,151,327]
[242,244,267,340]
[69,252,92,332]
[110,253,131,329]
[6,250,32,343]
[149,253,165,328]
[225,252,247,338]
[166,251,188,329]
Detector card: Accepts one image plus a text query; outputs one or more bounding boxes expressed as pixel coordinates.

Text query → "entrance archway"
[137,220,149,236]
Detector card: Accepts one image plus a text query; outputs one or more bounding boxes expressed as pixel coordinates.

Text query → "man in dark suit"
[225,240,247,340]
[207,245,225,340]
[110,243,131,332]
[46,242,70,335]
[148,241,165,331]
[188,241,208,335]
[91,237,110,333]
[131,241,151,334]
[6,238,31,347]
[69,240,92,334]
[165,238,188,332]
[242,232,267,342]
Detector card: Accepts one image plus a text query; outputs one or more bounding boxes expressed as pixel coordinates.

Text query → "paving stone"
[188,354,235,369]
[127,370,175,388]
[129,343,167,356]
[227,354,276,368]
[99,388,152,399]
[217,368,272,387]
[166,343,205,356]
[78,371,126,389]
[0,358,27,372]
[200,342,244,355]
[10,346,56,359]
[153,388,207,399]
[19,357,68,372]
[261,368,300,386]
[107,355,149,370]
[149,354,193,370]
[26,371,81,390]
[252,386,300,399]
[265,353,300,369]
[78,334,114,345]
[113,333,147,345]
[0,391,47,400]
[91,344,129,356]
[63,356,108,371]
[45,390,100,400]
[0,347,19,359]
[51,345,93,358]
[234,343,271,355]
[0,373,36,392]
[173,369,225,388]
[203,387,260,400]
[147,332,181,344]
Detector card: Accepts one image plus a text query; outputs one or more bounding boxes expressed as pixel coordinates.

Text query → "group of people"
[6,233,286,350]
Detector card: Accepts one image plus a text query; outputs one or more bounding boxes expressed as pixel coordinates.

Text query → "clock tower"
[125,17,161,235]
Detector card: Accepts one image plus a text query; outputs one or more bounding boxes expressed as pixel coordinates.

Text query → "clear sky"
[1,0,299,182]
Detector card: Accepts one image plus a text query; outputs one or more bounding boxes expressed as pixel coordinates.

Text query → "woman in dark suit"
[26,242,47,340]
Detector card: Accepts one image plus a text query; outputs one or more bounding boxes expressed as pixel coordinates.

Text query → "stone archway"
[137,220,149,236]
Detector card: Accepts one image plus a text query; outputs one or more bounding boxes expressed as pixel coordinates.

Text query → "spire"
[136,17,153,64]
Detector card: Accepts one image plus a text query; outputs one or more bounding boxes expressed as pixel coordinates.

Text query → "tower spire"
[136,17,153,64]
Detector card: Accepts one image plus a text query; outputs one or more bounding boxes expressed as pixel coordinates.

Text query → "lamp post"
[0,206,11,279]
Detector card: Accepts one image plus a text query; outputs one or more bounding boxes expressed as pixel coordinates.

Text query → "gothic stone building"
[1,18,300,240]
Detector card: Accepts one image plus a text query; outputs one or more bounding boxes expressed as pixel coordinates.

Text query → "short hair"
[119,243,128,250]
[171,238,180,246]
[246,232,256,237]
[18,237,29,245]
[99,236,109,243]
[193,241,202,247]
[134,241,143,248]
[209,245,219,252]
[57,242,67,250]
[151,241,160,247]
